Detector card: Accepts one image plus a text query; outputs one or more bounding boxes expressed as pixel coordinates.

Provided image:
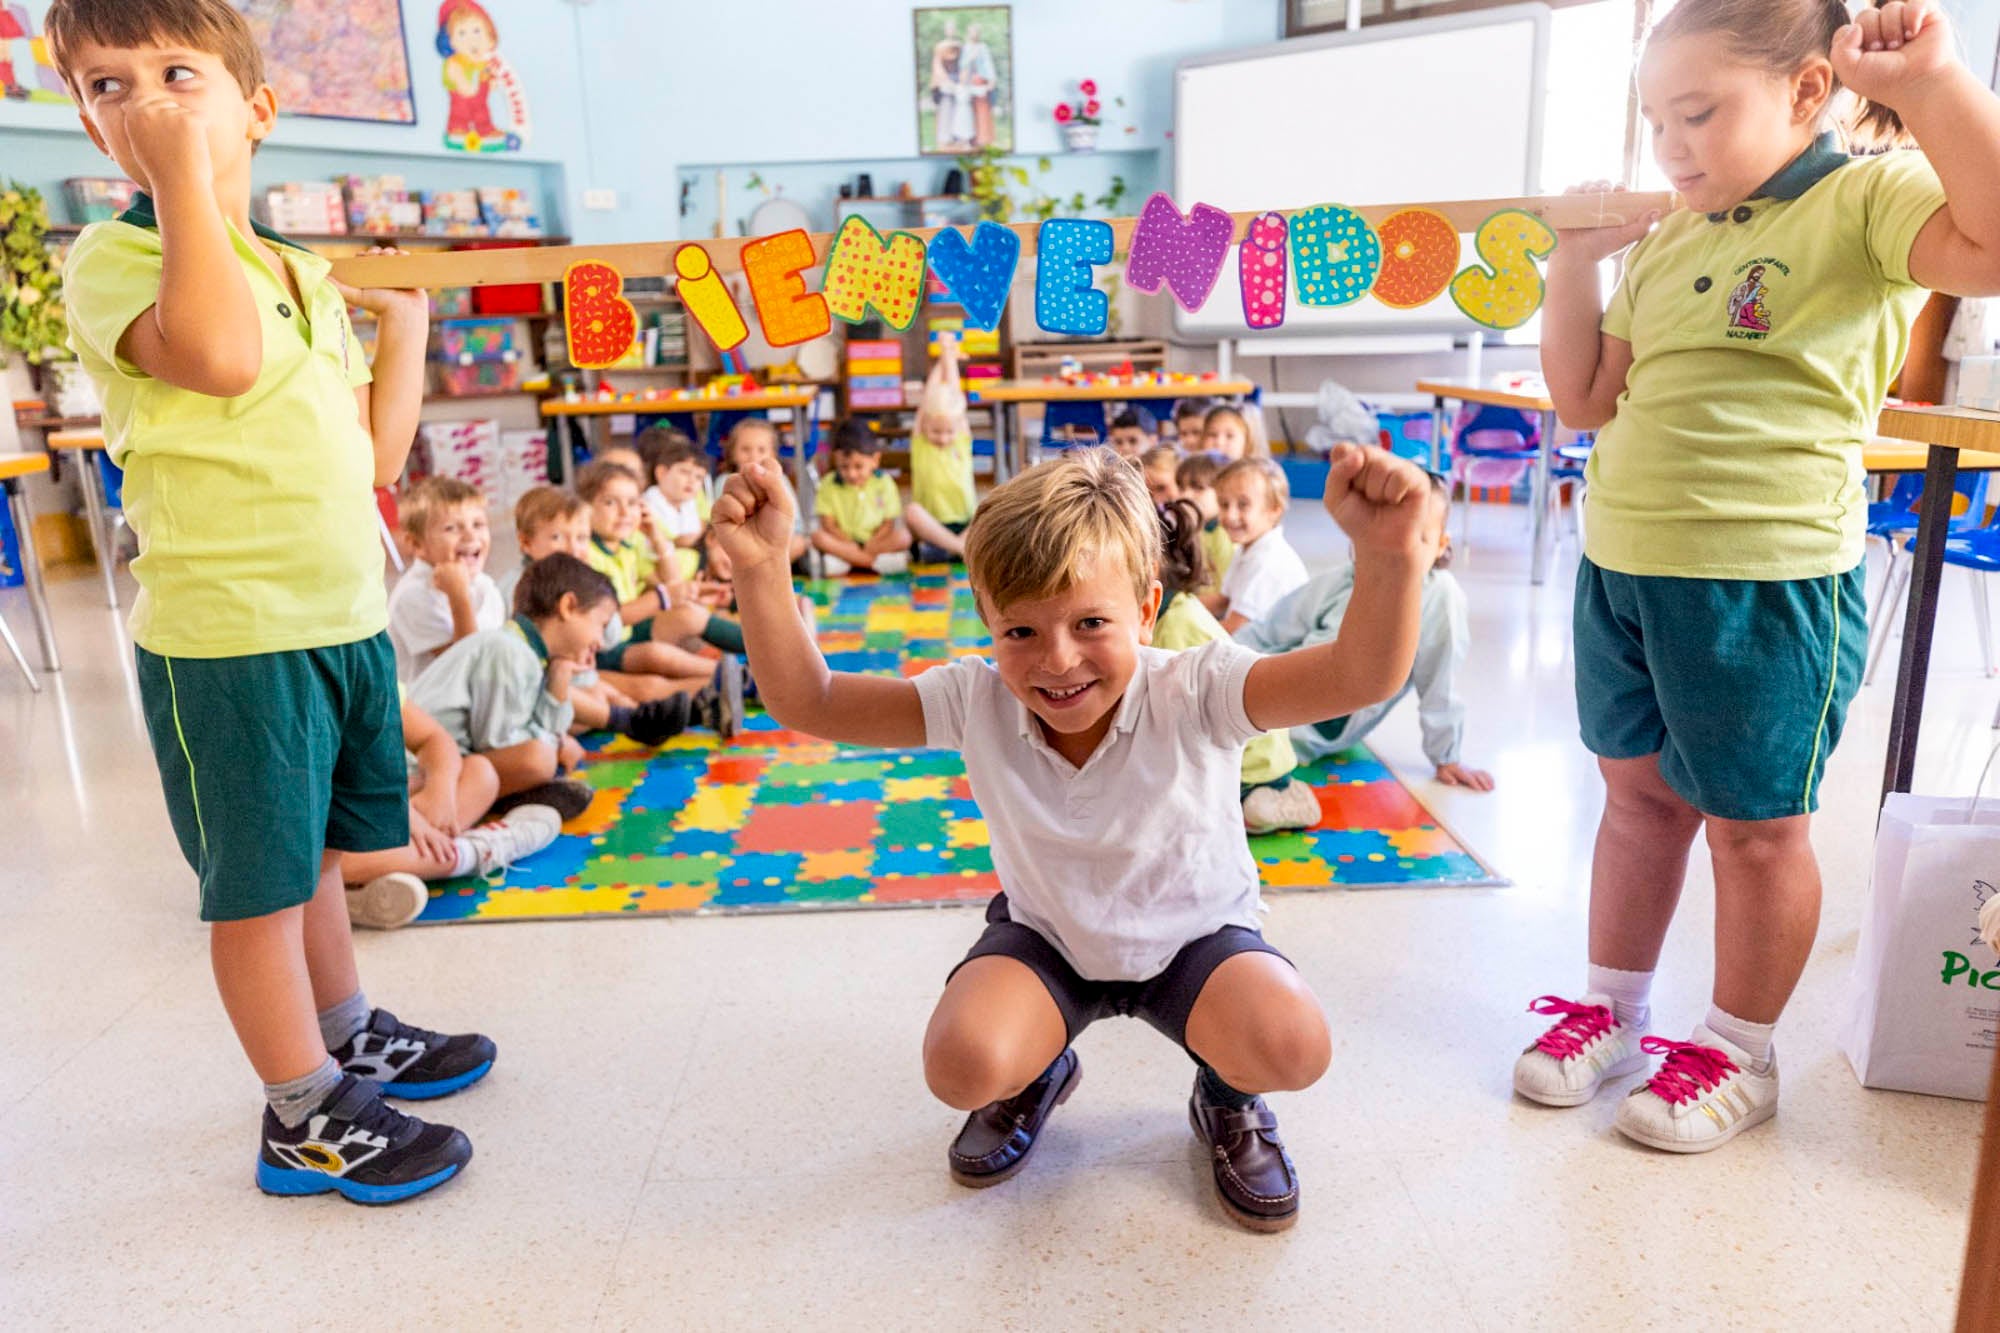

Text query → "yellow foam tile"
[885,775,951,802]
[680,783,753,831]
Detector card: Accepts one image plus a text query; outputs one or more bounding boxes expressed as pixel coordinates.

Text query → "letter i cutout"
[674,243,749,352]
[1239,213,1288,330]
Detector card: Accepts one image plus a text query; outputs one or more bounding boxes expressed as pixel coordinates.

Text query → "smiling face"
[66,40,272,195]
[588,475,644,544]
[919,410,961,448]
[520,512,588,563]
[447,13,496,61]
[729,429,777,474]
[833,449,879,489]
[1143,460,1178,506]
[542,593,616,664]
[1216,471,1281,547]
[1637,32,1826,214]
[417,501,491,573]
[1206,416,1249,462]
[983,556,1162,766]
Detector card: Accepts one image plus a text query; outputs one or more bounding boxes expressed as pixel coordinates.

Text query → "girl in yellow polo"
[1521,0,2000,1153]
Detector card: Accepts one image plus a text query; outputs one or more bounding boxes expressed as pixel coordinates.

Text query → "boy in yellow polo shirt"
[51,0,488,1203]
[814,421,913,573]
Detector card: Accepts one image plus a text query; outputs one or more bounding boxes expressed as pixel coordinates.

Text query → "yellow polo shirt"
[815,471,903,542]
[1152,589,1296,786]
[584,533,657,645]
[1587,146,1945,580]
[64,206,380,657]
[1199,520,1235,595]
[910,430,977,526]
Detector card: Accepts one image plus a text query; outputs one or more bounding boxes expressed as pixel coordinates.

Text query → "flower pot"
[1062,123,1099,153]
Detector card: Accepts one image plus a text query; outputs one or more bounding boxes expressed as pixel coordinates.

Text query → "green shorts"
[137,632,409,922]
[597,617,654,672]
[1573,557,1865,822]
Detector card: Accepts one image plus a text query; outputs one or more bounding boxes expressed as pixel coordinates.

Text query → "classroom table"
[965,378,1258,480]
[0,451,60,691]
[1416,379,1559,585]
[47,430,118,610]
[541,386,822,491]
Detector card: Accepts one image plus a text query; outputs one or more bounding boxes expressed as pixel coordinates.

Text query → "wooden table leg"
[1883,445,1959,802]
[5,481,60,672]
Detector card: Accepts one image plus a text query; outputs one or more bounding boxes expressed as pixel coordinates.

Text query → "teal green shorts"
[596,616,655,672]
[137,632,409,922]
[1573,558,1865,822]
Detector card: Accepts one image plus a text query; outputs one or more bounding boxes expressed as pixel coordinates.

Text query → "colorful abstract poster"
[235,0,418,125]
[1,3,72,103]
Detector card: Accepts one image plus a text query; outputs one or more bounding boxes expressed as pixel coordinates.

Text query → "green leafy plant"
[0,183,68,367]
[957,144,1032,222]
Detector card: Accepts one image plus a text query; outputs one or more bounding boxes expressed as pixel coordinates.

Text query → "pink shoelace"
[1527,996,1616,1061]
[1638,1036,1739,1105]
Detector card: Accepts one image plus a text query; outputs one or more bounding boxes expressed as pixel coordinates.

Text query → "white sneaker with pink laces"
[1512,994,1648,1107]
[1613,1025,1777,1153]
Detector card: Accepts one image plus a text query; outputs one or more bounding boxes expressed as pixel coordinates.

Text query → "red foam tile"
[1315,780,1427,831]
[735,800,881,854]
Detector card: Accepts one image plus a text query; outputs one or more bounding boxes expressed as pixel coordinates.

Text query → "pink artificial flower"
[1054,102,1073,123]
[1079,78,1098,96]
[1084,100,1100,118]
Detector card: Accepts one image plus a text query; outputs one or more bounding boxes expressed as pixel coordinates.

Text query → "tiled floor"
[2,500,1993,1331]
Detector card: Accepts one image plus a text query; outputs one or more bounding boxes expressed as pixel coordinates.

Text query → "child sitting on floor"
[903,333,978,562]
[575,459,749,701]
[813,421,913,573]
[638,427,713,584]
[341,694,562,931]
[411,554,741,819]
[504,486,696,746]
[1234,473,1491,791]
[712,442,1435,1233]
[1211,458,1308,633]
[1107,406,1159,462]
[1140,445,1181,506]
[1175,452,1233,597]
[1172,398,1212,449]
[1153,499,1325,833]
[1204,403,1266,462]
[388,476,505,680]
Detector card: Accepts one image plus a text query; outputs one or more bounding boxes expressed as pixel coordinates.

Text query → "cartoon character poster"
[436,0,529,153]
[1,3,71,103]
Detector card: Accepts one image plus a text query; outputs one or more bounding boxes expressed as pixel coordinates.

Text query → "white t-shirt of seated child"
[642,484,705,544]
[1221,529,1310,626]
[914,640,1266,982]
[388,559,506,681]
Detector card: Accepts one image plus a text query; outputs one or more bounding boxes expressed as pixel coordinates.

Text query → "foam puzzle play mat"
[415,568,1502,924]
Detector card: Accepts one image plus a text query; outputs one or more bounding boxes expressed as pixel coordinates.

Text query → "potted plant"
[1053,79,1102,152]
[0,182,69,374]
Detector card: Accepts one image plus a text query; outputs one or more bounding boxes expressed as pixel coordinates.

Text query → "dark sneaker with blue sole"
[257,1074,471,1204]
[331,1008,497,1100]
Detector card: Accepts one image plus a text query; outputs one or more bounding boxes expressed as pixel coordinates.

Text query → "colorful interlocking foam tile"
[415,569,1500,924]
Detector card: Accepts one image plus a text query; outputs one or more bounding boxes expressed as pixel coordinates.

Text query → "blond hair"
[963,449,1157,614]
[400,476,484,543]
[513,485,585,538]
[1205,404,1270,459]
[1217,457,1290,510]
[45,0,266,97]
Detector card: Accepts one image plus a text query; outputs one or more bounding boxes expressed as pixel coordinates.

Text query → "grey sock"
[266,1056,343,1129]
[317,991,372,1052]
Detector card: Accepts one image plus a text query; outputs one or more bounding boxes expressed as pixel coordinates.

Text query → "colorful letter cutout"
[925,221,1020,331]
[1449,210,1557,330]
[1290,205,1382,308]
[1239,212,1288,330]
[822,216,928,330]
[673,244,748,352]
[1124,192,1234,313]
[564,260,638,369]
[1371,208,1461,310]
[1034,218,1113,337]
[742,229,830,348]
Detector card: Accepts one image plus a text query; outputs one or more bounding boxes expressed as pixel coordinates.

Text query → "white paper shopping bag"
[1843,792,2000,1101]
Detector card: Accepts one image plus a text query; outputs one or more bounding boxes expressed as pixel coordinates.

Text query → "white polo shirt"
[387,559,506,681]
[1221,529,1309,625]
[914,640,1266,982]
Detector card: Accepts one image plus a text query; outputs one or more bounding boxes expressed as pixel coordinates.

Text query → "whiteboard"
[1172,4,1550,339]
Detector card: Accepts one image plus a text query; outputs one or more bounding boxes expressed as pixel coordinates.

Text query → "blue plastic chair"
[1550,436,1593,547]
[1867,490,2000,686]
[1039,401,1108,451]
[1446,404,1542,562]
[1863,470,1990,684]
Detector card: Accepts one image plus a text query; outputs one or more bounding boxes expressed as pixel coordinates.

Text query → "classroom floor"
[2,500,1993,1332]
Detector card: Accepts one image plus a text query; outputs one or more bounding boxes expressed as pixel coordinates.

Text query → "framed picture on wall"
[234,0,418,125]
[913,5,1012,156]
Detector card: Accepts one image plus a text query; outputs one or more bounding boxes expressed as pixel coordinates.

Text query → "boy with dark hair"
[51,0,486,1202]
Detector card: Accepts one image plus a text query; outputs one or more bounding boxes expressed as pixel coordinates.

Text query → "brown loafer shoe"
[1189,1076,1300,1232]
[947,1048,1081,1188]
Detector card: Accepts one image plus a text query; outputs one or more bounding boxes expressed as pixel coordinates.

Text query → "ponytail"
[1156,498,1209,601]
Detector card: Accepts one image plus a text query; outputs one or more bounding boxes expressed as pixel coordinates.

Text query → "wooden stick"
[330,191,1677,291]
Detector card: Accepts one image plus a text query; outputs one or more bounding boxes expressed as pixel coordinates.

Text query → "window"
[1287,0,1603,39]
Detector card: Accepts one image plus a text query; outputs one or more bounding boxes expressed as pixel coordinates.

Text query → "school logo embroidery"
[1723,256,1789,341]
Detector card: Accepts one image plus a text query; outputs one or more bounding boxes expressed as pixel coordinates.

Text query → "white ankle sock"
[450,838,477,877]
[1586,963,1654,1030]
[1705,1004,1776,1069]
